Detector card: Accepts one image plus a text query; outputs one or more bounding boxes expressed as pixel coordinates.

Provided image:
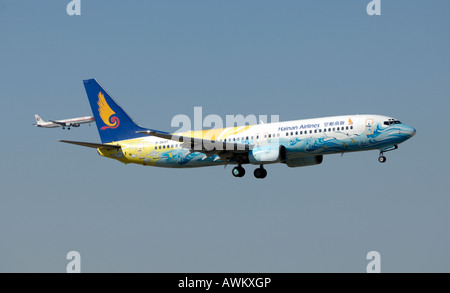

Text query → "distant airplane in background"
[58,79,417,179]
[33,114,94,130]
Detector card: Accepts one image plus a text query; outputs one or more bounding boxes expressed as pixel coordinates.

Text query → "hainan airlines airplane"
[34,114,94,130]
[60,79,416,179]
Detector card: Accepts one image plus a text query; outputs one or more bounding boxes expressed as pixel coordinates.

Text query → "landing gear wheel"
[232,166,245,177]
[378,155,386,163]
[254,166,267,179]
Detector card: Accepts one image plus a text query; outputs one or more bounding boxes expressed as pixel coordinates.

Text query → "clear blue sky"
[0,0,449,272]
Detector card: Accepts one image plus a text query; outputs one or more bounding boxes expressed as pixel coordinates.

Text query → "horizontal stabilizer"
[59,140,121,149]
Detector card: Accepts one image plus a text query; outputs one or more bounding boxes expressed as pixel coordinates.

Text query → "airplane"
[34,114,95,130]
[60,79,416,179]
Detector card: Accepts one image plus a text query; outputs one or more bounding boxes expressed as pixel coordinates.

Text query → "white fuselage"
[100,114,416,168]
[34,116,95,128]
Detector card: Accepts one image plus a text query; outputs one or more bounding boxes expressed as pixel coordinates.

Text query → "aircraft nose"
[402,125,416,138]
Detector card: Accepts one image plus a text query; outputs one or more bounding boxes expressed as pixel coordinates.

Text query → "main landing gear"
[378,154,387,163]
[232,165,245,177]
[232,164,267,179]
[254,165,267,179]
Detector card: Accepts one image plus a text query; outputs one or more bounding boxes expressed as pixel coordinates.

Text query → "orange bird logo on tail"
[98,92,120,130]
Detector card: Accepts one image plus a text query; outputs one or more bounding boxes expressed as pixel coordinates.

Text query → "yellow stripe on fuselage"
[96,125,255,165]
[177,125,253,141]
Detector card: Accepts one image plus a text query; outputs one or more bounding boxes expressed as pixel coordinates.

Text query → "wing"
[49,120,67,126]
[137,129,253,161]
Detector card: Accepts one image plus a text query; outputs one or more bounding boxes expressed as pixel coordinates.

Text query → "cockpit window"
[384,119,402,126]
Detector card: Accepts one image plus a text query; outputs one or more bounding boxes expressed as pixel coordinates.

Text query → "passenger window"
[314,129,317,133]
[268,134,271,138]
[350,126,353,129]
[277,133,280,137]
[337,127,340,131]
[295,131,298,135]
[346,126,349,130]
[309,130,312,134]
[286,132,289,136]
[319,129,321,133]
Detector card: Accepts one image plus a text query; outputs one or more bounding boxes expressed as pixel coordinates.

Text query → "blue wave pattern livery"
[65,79,416,178]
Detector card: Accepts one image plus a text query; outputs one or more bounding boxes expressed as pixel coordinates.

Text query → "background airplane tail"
[83,79,148,143]
[34,114,44,125]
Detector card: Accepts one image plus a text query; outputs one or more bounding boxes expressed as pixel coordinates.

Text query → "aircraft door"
[365,119,374,136]
[137,144,145,160]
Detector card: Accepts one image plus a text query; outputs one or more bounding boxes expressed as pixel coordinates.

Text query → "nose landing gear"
[378,145,399,163]
[378,154,387,163]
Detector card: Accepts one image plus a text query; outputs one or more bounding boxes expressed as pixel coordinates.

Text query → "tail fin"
[83,79,148,143]
[35,114,45,125]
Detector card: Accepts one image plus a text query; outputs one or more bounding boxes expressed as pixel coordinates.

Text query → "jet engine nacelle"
[249,144,286,164]
[72,123,80,127]
[284,155,323,167]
